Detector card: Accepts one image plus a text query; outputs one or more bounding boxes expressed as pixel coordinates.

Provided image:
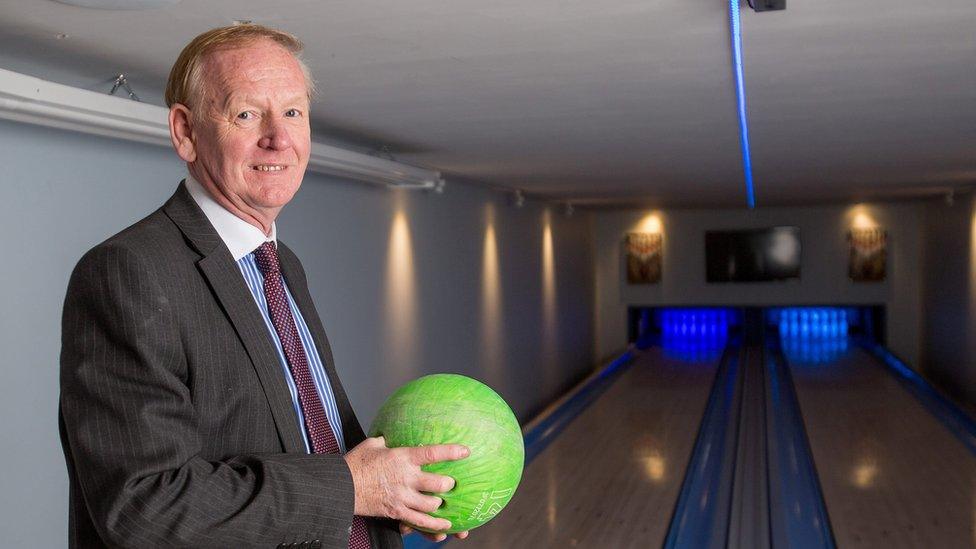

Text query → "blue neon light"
[659,308,733,360]
[660,308,731,340]
[771,307,854,365]
[771,307,853,340]
[730,0,756,208]
[660,308,732,339]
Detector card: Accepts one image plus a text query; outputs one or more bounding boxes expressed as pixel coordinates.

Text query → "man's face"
[183,40,311,226]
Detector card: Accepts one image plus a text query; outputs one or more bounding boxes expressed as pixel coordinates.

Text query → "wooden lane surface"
[461,346,721,549]
[788,345,976,549]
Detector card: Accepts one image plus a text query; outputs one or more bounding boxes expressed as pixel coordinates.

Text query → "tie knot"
[253,241,280,275]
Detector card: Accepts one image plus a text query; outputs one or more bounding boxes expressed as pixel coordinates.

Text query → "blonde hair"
[165,24,315,109]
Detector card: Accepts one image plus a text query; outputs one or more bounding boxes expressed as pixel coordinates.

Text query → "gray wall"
[0,119,594,545]
[921,194,976,404]
[593,203,924,365]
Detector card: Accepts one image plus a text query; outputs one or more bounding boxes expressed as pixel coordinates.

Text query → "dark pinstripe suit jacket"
[59,183,402,549]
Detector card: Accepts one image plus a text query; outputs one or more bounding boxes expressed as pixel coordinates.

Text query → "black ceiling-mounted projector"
[747,0,786,11]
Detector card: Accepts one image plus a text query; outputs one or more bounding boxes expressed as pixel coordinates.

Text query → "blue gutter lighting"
[664,342,741,547]
[521,350,634,464]
[767,340,837,547]
[863,342,976,457]
[730,0,757,208]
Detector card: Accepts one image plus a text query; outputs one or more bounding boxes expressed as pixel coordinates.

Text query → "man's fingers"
[398,522,448,543]
[408,492,444,514]
[409,444,470,466]
[454,530,469,540]
[401,509,452,533]
[416,471,455,494]
[400,522,446,542]
[421,531,449,542]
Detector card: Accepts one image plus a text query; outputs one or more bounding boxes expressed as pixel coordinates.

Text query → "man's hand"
[344,436,470,532]
[399,523,470,543]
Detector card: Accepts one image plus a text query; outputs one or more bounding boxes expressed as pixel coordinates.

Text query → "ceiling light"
[53,0,182,10]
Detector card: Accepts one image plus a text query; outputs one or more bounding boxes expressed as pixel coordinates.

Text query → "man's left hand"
[399,523,470,543]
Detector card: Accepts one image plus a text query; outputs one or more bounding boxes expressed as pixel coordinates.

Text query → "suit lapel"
[162,182,307,453]
[277,242,367,447]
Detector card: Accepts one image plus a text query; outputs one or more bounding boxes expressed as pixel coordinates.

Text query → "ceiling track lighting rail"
[0,67,443,190]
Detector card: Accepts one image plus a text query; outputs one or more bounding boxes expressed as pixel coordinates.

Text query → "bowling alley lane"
[461,345,722,549]
[787,343,976,548]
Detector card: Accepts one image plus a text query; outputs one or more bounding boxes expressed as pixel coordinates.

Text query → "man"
[60,25,469,548]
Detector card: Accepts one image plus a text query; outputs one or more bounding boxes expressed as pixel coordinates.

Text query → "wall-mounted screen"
[705,227,800,282]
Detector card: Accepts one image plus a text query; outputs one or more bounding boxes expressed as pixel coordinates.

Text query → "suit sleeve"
[60,243,357,548]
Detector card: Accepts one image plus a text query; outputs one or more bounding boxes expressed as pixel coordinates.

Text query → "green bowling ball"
[369,374,524,534]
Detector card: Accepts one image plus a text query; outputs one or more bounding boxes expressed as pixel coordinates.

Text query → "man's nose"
[258,117,292,150]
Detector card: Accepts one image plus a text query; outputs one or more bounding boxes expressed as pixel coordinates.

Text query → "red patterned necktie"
[253,242,371,549]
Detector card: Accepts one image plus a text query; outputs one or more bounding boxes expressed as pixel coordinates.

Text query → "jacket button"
[298,542,310,549]
[310,541,322,549]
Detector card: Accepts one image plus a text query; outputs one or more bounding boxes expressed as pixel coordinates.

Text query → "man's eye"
[285,109,301,117]
[237,111,253,120]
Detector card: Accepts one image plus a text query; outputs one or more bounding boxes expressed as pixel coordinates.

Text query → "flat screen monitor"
[705,227,801,282]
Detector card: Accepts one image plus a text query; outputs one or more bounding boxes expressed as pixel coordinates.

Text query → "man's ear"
[169,104,197,162]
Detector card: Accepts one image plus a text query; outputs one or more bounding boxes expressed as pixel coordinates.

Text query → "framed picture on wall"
[626,232,662,284]
[848,227,886,282]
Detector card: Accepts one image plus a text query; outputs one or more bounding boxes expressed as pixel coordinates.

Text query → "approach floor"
[458,340,976,548]
[788,344,976,548]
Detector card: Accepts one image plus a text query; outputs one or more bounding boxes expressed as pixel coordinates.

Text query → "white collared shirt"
[184,174,277,261]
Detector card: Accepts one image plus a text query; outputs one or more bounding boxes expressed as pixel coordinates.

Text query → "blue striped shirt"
[237,253,346,453]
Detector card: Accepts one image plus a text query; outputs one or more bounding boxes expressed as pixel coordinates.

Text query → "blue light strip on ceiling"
[730,0,757,208]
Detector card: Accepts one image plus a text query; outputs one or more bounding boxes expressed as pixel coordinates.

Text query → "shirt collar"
[184,174,277,261]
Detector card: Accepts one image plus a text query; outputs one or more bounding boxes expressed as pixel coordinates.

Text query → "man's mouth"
[253,164,287,172]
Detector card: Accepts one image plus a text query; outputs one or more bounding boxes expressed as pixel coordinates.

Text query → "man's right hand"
[344,436,470,532]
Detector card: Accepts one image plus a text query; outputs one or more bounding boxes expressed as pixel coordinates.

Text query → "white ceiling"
[1,0,974,208]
